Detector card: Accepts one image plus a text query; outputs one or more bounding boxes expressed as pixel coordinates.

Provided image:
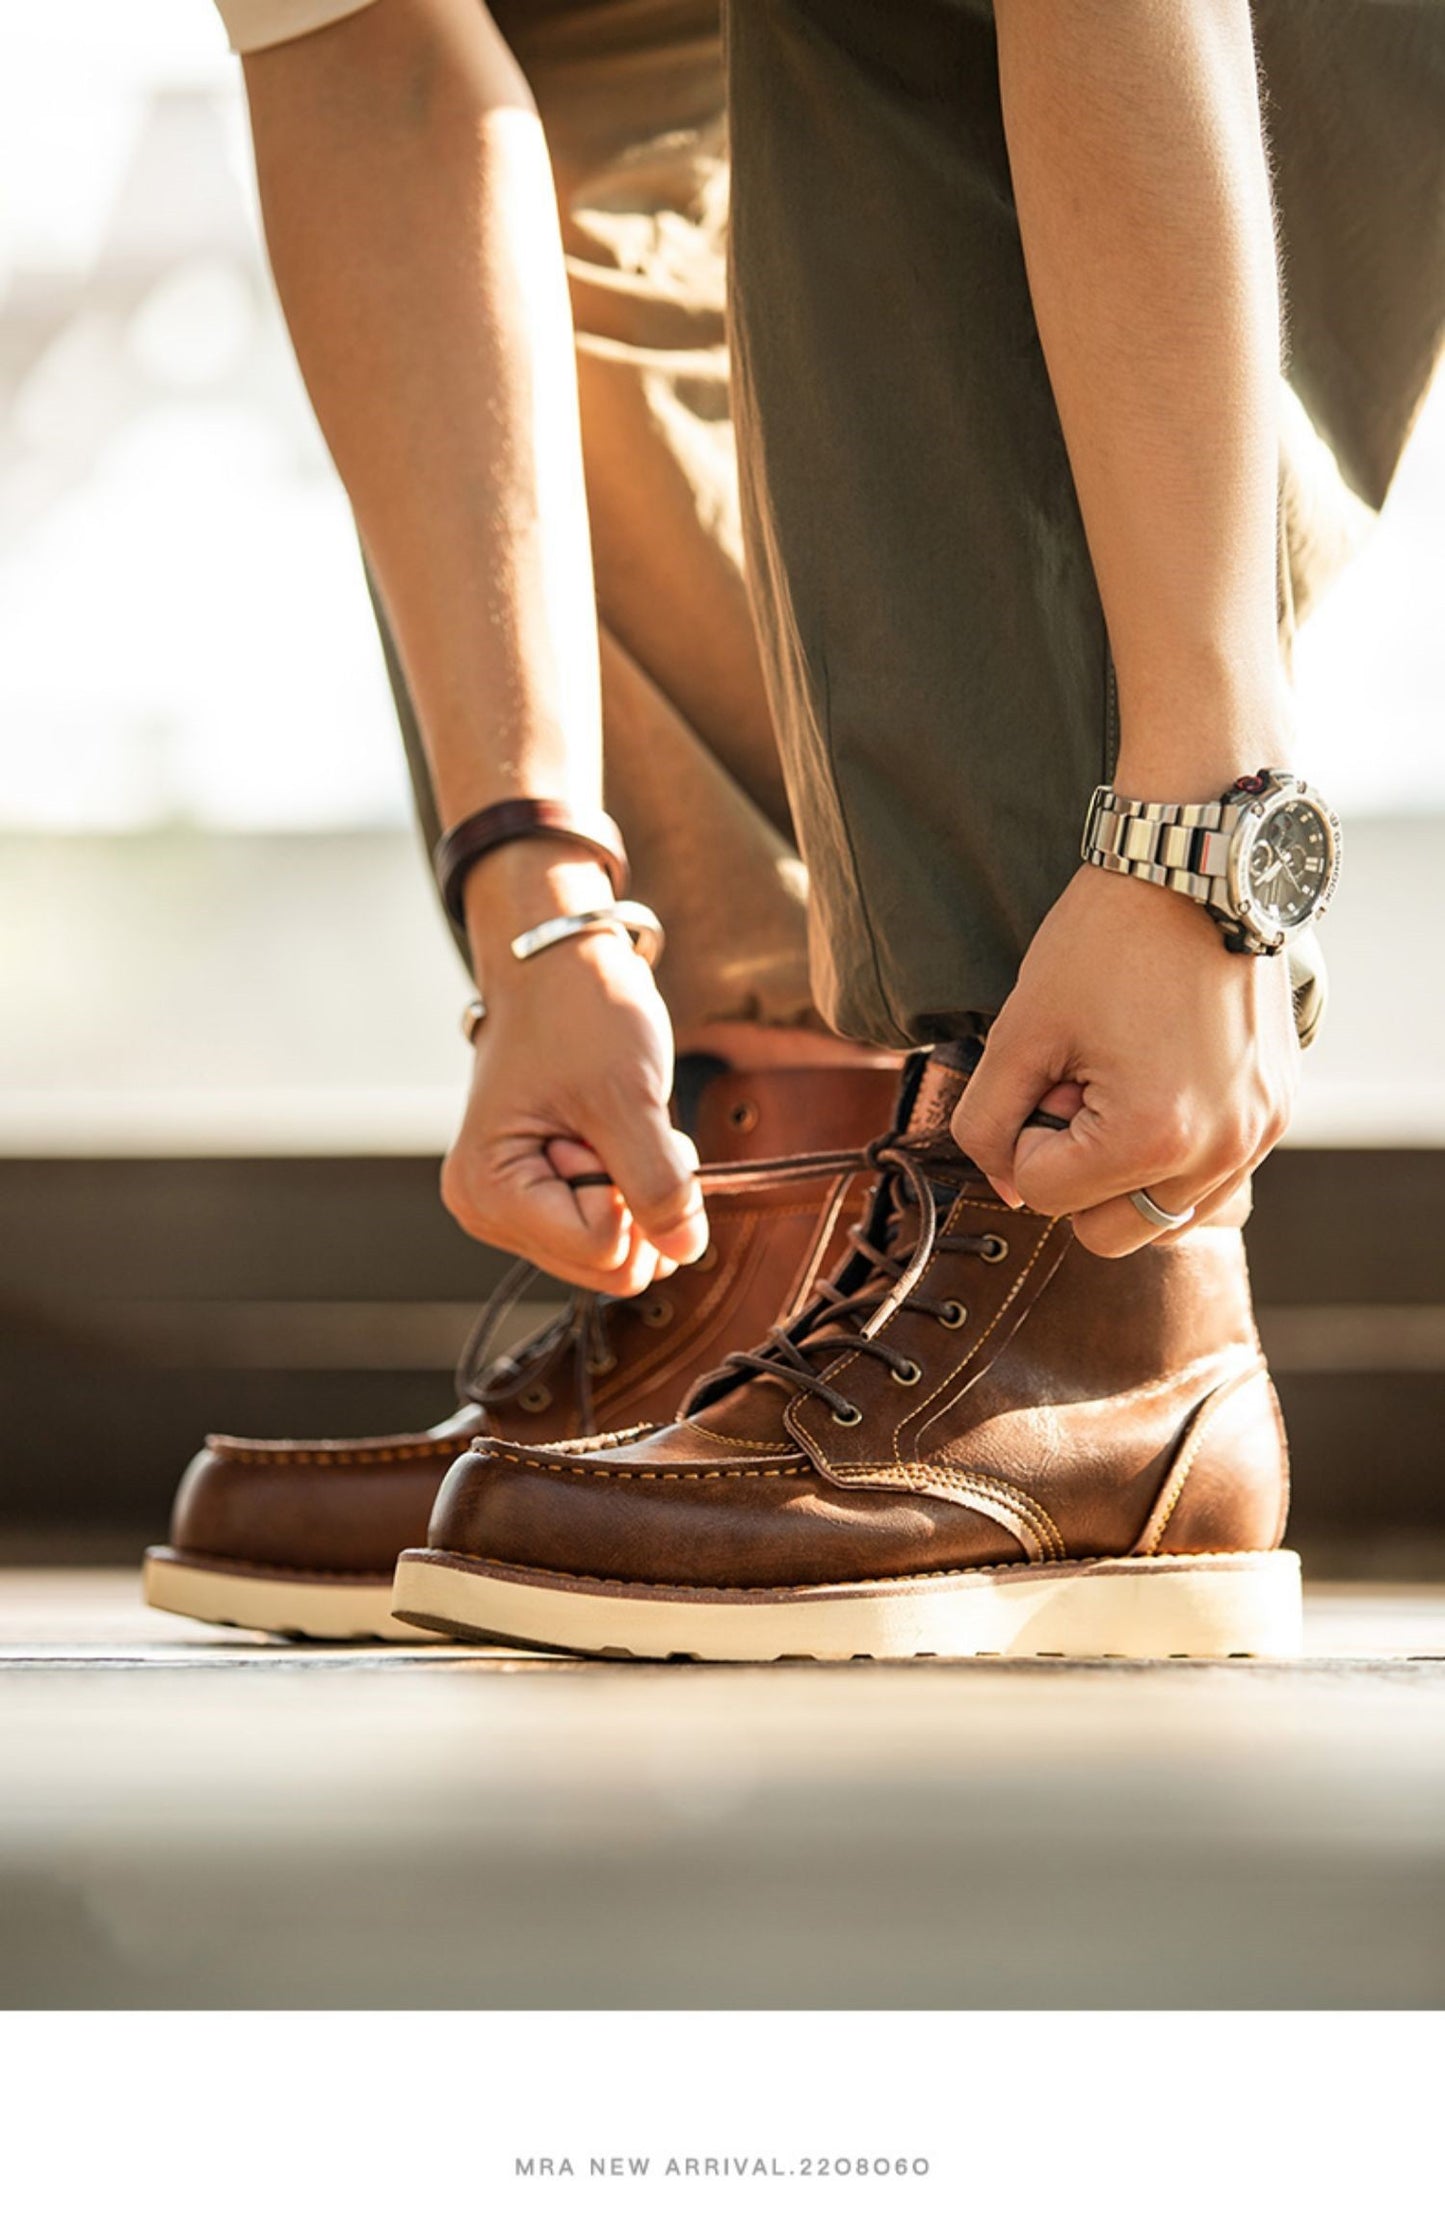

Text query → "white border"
[3,2009,1439,2236]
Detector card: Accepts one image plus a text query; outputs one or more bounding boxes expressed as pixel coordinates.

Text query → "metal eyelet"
[831,1402,863,1428]
[938,1300,968,1329]
[591,1352,618,1377]
[697,1243,720,1272]
[729,1099,759,1133]
[890,1359,922,1386]
[640,1295,674,1328]
[517,1386,551,1412]
[981,1233,1010,1263]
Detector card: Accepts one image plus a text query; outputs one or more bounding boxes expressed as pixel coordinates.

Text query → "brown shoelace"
[704,1138,1007,1428]
[456,1147,871,1436]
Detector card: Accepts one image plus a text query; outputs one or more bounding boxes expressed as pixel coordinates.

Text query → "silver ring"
[1129,1188,1195,1232]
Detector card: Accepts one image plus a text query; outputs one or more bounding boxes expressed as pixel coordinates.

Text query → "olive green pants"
[389,0,1445,1046]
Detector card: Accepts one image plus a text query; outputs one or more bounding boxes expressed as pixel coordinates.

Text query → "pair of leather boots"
[145,1047,1300,1659]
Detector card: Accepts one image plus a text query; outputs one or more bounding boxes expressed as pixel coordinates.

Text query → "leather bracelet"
[435,797,630,931]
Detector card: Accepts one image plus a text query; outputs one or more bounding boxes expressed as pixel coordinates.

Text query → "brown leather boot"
[143,1063,898,1640]
[394,1044,1300,1660]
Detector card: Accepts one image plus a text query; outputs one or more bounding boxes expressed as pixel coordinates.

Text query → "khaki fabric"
[382,0,821,1034]
[219,0,816,1031]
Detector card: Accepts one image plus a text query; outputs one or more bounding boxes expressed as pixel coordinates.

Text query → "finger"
[545,1136,630,1247]
[443,1136,641,1290]
[1070,1167,1254,1259]
[1069,1171,1196,1258]
[443,1132,683,1296]
[600,1110,709,1265]
[951,1031,1062,1204]
[451,1206,642,1295]
[1032,1081,1086,1126]
[610,1235,665,1295]
[1176,1166,1253,1233]
[545,1138,676,1293]
[533,1137,695,1289]
[1197,1169,1253,1221]
[1011,1084,1208,1218]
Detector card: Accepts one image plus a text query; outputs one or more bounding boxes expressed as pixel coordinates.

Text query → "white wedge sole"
[391,1546,1303,1661]
[143,1548,419,1643]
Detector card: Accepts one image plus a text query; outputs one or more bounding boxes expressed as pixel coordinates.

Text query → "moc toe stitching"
[156,1548,396,1584]
[487,1452,813,1483]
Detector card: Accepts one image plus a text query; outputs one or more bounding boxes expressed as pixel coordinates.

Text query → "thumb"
[601,1102,709,1265]
[951,1029,1059,1204]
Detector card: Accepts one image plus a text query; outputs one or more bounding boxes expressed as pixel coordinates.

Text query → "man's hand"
[441,848,708,1295]
[951,864,1298,1255]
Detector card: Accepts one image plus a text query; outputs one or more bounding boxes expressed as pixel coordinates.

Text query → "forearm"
[995,0,1288,799]
[243,0,603,904]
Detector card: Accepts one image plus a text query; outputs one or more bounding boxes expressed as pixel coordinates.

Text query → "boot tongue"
[895,1038,980,1142]
[679,1054,985,1442]
[686,1058,901,1164]
[863,1053,982,1290]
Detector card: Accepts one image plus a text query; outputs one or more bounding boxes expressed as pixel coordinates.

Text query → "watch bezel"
[1225,773,1341,951]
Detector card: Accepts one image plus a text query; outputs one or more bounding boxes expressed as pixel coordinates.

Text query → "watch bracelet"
[1081,785,1243,904]
[1081,785,1285,956]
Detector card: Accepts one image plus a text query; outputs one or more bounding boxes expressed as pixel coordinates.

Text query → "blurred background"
[3,2,1443,1570]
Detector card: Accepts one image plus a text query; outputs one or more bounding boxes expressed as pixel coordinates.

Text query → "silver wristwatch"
[1081,766,1341,956]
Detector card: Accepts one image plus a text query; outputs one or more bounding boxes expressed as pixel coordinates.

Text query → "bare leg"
[245,0,600,829]
[243,2,882,1289]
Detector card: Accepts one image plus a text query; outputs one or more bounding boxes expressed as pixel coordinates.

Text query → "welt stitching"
[174,1555,394,1582]
[451,1547,1275,1598]
[220,1438,473,1469]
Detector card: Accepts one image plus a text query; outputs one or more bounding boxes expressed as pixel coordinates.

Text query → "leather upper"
[165,1062,899,1577]
[427,1052,1290,1590]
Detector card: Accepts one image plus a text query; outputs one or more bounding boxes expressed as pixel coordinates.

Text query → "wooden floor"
[2,1572,1442,2009]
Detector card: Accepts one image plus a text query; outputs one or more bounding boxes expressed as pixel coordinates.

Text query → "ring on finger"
[1128,1187,1196,1232]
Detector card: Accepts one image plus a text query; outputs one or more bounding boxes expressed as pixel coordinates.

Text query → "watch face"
[1243,796,1335,931]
